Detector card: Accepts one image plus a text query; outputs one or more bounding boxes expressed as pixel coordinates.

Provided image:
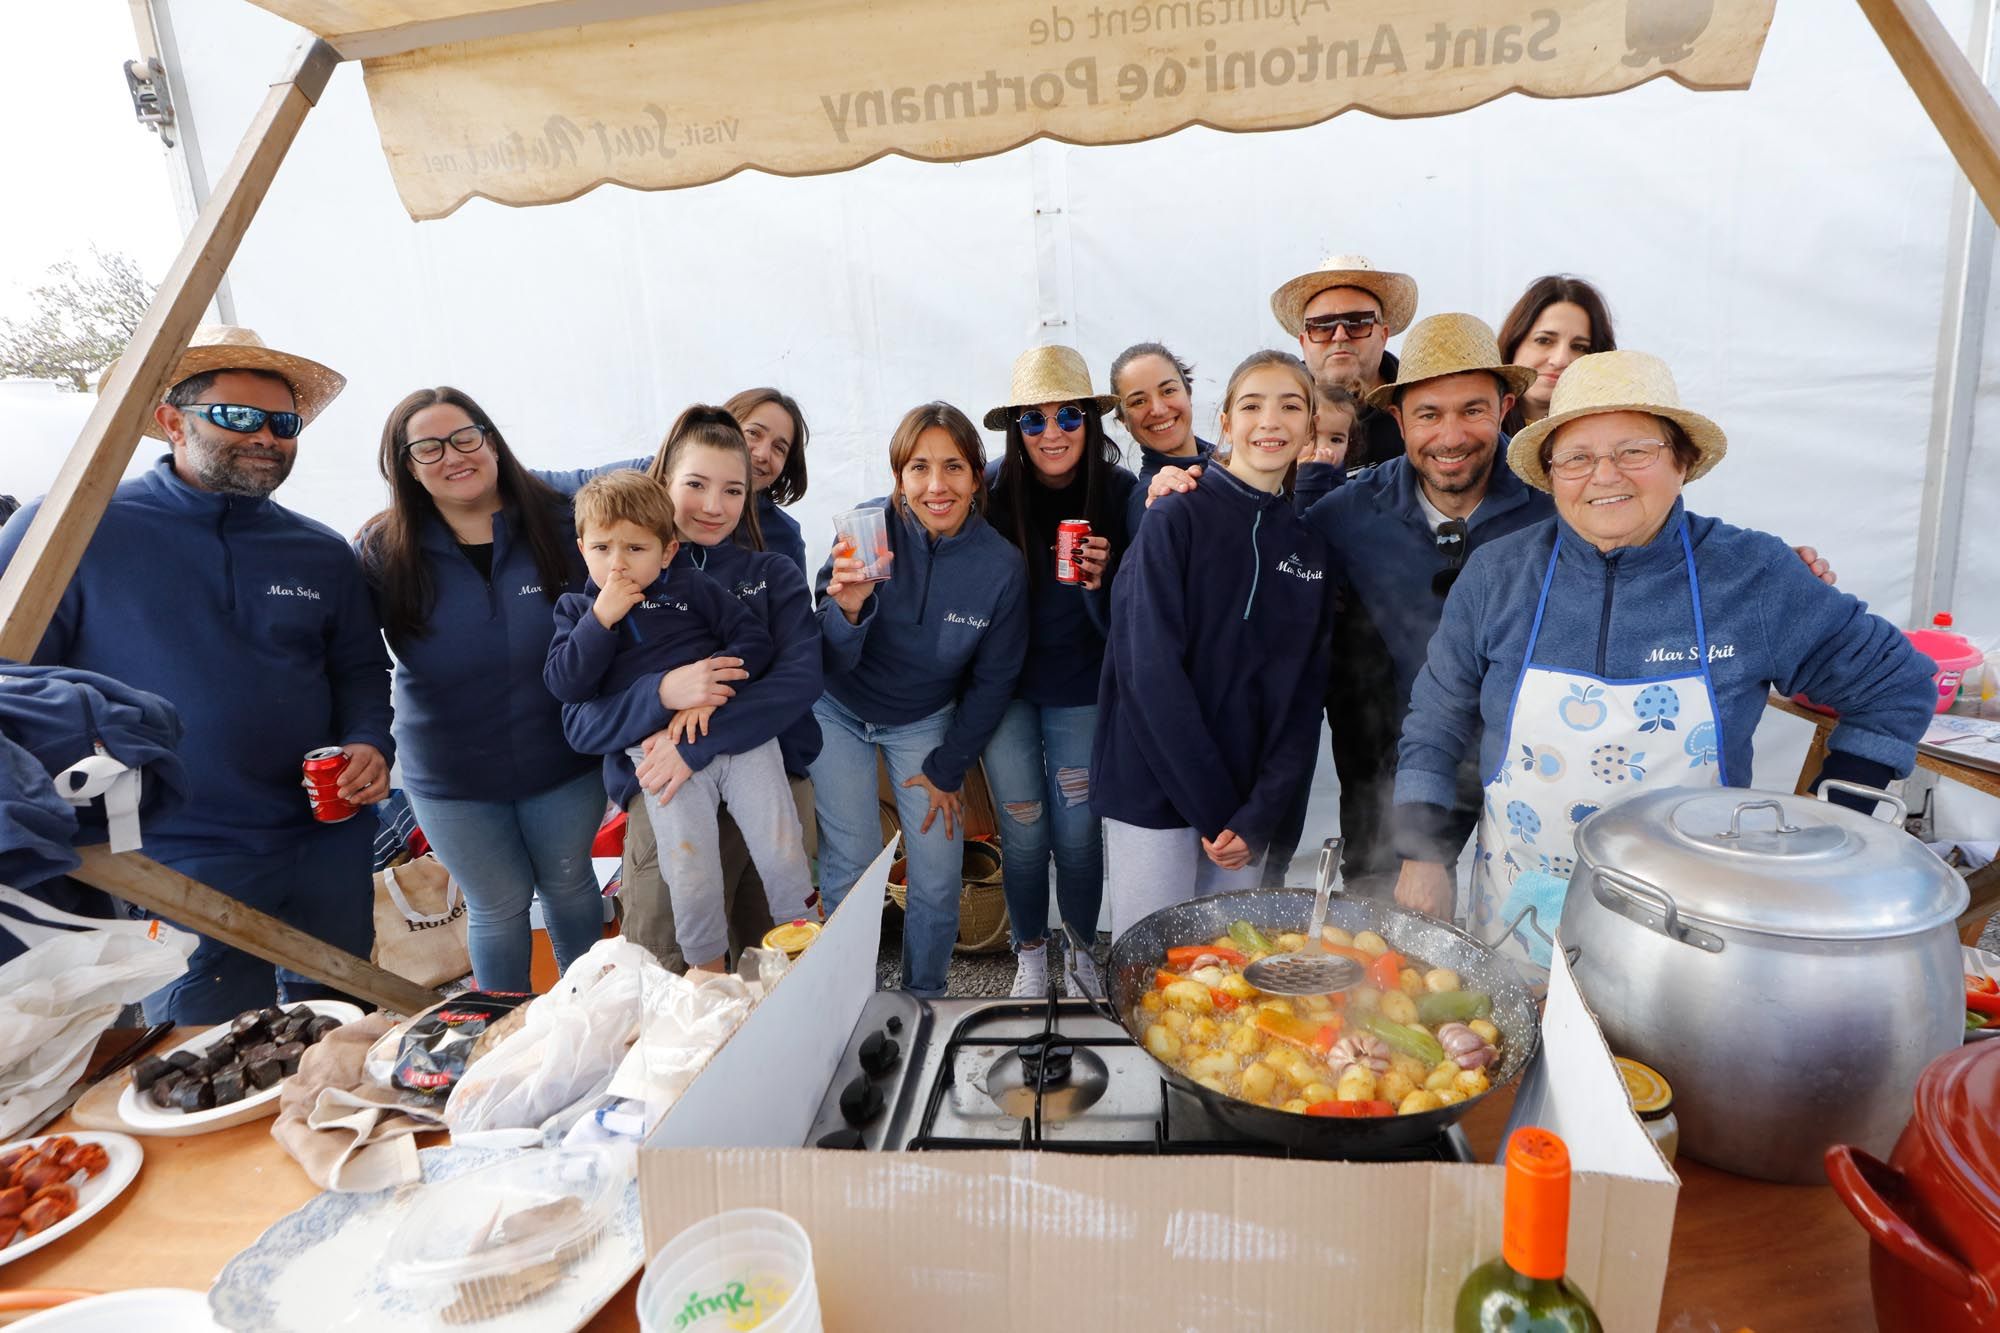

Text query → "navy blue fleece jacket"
[815,500,1027,791]
[1393,502,1937,859]
[1092,464,1335,846]
[546,565,775,794]
[755,491,807,577]
[560,540,823,807]
[983,460,1139,707]
[1128,438,1212,532]
[0,457,393,856]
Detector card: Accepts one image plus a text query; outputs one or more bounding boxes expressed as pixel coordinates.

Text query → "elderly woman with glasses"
[1390,351,1936,985]
[355,389,648,992]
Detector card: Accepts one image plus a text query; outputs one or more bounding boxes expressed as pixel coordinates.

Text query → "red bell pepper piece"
[1969,973,1998,995]
[1319,941,1376,966]
[1154,969,1179,991]
[1166,944,1246,969]
[1312,1020,1342,1053]
[1368,951,1405,992]
[1304,1099,1395,1118]
[1967,984,2000,1017]
[1209,989,1240,1011]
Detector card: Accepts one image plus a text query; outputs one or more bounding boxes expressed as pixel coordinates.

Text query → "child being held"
[544,469,812,974]
[1310,381,1358,468]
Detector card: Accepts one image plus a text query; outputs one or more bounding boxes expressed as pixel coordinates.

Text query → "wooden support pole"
[70,847,440,1014]
[0,36,337,661]
[0,39,432,1015]
[1858,0,2000,225]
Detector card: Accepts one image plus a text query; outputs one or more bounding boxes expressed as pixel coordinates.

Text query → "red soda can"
[302,747,358,823]
[1055,519,1092,585]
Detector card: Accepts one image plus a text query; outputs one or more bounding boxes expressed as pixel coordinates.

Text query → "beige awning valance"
[244,0,1778,219]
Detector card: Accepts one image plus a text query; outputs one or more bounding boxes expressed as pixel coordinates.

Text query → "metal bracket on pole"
[124,56,175,146]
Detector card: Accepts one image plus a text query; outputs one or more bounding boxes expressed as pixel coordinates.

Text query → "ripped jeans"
[983,700,1102,949]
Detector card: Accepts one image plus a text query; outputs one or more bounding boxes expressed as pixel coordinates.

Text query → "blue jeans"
[406,767,607,993]
[811,695,960,998]
[983,699,1101,948]
[137,817,374,1024]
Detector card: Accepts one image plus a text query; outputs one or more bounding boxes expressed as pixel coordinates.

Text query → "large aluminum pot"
[1561,782,1966,1185]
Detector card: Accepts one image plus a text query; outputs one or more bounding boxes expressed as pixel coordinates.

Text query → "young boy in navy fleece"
[544,470,811,973]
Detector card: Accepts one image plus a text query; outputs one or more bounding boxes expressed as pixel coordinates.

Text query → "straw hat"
[1362,313,1537,410]
[1269,254,1418,337]
[983,345,1118,431]
[110,325,347,441]
[1507,350,1728,493]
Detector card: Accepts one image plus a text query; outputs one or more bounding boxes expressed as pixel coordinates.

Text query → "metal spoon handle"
[1305,836,1343,953]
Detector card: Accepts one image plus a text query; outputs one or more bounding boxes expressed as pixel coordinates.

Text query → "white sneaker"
[1064,944,1102,999]
[1010,943,1050,998]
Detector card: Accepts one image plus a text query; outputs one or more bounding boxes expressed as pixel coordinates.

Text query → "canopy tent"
[1,0,1993,1016]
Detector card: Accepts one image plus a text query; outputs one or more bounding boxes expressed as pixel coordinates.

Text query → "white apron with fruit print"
[1469,520,1724,987]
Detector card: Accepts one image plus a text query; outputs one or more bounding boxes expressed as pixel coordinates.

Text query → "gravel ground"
[871,907,1113,997]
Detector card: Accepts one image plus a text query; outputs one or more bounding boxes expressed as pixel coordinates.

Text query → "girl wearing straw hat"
[979,346,1138,998]
[1094,351,1334,934]
[1391,351,1936,985]
[809,403,1028,997]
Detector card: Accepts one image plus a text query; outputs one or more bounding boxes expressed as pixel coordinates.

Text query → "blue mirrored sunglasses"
[1018,405,1087,437]
[185,403,303,439]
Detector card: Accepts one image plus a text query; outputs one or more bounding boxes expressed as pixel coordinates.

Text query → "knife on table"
[20,1022,175,1138]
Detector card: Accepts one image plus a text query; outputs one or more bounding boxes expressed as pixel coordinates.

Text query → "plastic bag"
[444,937,765,1142]
[0,883,195,1137]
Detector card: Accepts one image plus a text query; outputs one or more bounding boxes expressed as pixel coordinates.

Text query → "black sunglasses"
[1018,405,1087,437]
[184,403,303,439]
[1301,312,1384,343]
[1431,519,1469,597]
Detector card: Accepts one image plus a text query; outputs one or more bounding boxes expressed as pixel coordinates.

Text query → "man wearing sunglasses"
[1269,253,1419,472]
[0,326,395,1022]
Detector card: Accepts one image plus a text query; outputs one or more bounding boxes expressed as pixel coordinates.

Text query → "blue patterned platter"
[209,1146,642,1331]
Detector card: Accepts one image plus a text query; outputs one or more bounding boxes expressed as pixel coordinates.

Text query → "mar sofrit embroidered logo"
[640,597,689,612]
[265,583,322,600]
[1276,554,1323,581]
[944,610,990,628]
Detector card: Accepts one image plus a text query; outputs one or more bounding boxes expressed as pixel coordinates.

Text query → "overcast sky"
[0,4,182,324]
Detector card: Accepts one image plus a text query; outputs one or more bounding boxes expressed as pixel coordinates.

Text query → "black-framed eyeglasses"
[1431,518,1469,597]
[1301,312,1384,343]
[184,403,303,439]
[1018,405,1087,437]
[404,424,487,464]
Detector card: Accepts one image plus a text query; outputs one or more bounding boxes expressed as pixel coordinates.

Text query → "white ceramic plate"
[0,1131,142,1268]
[1965,946,2000,1041]
[6,1288,220,1332]
[210,1146,643,1333]
[115,1001,363,1137]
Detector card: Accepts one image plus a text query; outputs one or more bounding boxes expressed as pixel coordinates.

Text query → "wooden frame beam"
[0,35,438,1015]
[1858,0,2000,225]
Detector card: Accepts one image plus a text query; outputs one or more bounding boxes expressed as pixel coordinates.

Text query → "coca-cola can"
[302,747,358,823]
[1055,519,1092,585]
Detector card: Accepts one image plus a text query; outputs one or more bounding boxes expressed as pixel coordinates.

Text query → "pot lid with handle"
[1907,1039,2000,1234]
[1572,782,1967,940]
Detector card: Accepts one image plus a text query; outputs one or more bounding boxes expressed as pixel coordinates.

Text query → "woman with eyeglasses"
[1496,275,1618,437]
[810,402,1028,998]
[355,388,649,992]
[979,346,1138,997]
[728,387,811,577]
[1391,351,1934,986]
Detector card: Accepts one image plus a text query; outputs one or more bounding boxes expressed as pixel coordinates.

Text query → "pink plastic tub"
[1905,628,1982,713]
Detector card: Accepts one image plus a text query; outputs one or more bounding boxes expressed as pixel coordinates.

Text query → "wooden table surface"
[7,1033,1875,1332]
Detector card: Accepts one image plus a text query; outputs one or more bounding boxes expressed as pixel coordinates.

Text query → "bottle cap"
[1935,612,1955,628]
[1502,1127,1572,1280]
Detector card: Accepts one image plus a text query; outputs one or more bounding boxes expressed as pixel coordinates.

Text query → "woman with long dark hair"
[356,388,644,991]
[981,346,1138,997]
[1496,275,1617,437]
[725,387,811,576]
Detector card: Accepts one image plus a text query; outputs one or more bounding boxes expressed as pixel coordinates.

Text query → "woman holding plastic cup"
[810,402,1029,996]
[979,346,1138,999]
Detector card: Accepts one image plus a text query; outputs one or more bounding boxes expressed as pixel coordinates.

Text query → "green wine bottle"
[1455,1127,1604,1332]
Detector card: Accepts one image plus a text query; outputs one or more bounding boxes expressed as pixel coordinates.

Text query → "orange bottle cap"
[1502,1127,1572,1280]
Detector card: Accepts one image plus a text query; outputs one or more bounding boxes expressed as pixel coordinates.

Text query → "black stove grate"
[905,996,1472,1163]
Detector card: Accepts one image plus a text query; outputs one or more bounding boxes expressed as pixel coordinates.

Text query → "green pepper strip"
[1229,919,1275,954]
[1358,1011,1446,1067]
[1416,990,1494,1025]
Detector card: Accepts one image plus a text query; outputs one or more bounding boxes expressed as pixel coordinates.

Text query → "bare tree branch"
[0,248,156,392]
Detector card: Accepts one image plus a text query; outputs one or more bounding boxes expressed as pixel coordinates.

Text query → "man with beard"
[0,327,394,1021]
[1270,253,1418,470]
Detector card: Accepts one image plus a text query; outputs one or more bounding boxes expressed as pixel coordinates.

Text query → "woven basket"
[883,834,1011,954]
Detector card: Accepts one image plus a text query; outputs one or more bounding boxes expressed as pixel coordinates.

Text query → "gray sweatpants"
[1104,817,1266,941]
[624,739,812,965]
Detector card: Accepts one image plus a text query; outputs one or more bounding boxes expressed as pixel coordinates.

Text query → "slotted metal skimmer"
[1241,838,1364,996]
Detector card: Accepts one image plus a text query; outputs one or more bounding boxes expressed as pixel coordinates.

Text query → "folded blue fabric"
[1500,870,1569,969]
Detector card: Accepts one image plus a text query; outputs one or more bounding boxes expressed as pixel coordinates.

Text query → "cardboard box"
[642,847,1677,1330]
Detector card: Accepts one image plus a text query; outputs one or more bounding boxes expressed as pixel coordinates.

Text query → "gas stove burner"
[984,1039,1109,1122]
